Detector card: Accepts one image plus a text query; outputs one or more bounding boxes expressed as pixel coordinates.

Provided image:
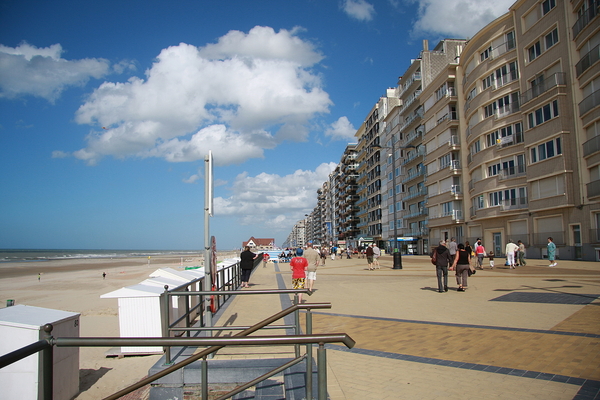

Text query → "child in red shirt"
[290,248,308,303]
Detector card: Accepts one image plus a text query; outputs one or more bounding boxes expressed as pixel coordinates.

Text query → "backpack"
[431,251,438,265]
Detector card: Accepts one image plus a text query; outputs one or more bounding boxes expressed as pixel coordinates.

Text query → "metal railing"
[0,301,354,400]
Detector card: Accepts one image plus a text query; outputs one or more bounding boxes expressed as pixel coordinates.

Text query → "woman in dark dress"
[240,246,258,288]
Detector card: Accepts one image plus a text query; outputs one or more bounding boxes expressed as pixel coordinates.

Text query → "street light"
[372,140,416,269]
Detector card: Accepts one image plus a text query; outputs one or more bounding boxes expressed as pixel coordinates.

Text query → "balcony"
[404,207,428,219]
[401,166,426,184]
[576,43,600,77]
[573,0,599,38]
[401,108,424,131]
[402,72,422,92]
[498,164,526,180]
[402,147,425,166]
[495,102,520,119]
[403,186,427,201]
[520,73,566,105]
[579,88,600,116]
[587,179,600,198]
[501,196,528,211]
[584,135,600,157]
[436,111,458,126]
[404,127,423,146]
[496,131,524,149]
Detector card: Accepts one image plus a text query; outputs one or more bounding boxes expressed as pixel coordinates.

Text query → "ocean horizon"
[0,249,237,263]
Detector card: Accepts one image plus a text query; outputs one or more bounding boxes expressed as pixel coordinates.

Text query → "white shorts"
[307,271,317,280]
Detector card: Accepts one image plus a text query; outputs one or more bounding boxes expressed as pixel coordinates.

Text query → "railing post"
[294,294,300,358]
[41,324,54,400]
[201,356,208,400]
[161,285,172,365]
[317,342,327,400]
[185,288,190,338]
[306,309,313,400]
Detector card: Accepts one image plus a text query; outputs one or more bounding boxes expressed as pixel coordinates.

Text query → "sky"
[0,0,515,251]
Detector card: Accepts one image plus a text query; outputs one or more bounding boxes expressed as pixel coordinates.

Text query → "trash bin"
[393,252,402,269]
[6,300,14,307]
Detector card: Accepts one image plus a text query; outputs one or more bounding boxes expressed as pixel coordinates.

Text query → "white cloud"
[0,42,110,102]
[71,26,332,165]
[342,0,376,21]
[325,116,357,140]
[409,0,514,38]
[214,162,337,229]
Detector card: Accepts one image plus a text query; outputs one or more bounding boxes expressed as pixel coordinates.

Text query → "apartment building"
[289,0,600,260]
[459,0,600,260]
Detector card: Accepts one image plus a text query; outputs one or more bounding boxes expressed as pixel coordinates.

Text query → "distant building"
[242,237,275,250]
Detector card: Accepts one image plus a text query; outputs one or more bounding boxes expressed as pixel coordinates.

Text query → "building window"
[480,46,492,62]
[506,31,516,50]
[530,137,562,163]
[530,174,565,199]
[542,0,556,15]
[488,163,501,177]
[545,28,559,50]
[528,100,559,128]
[529,41,541,61]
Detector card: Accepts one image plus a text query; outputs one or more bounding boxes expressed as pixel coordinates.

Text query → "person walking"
[320,247,328,266]
[366,244,375,270]
[488,251,495,269]
[290,248,308,303]
[517,240,527,266]
[475,240,486,270]
[451,243,471,291]
[372,243,381,269]
[448,237,457,259]
[303,242,321,292]
[433,241,453,293]
[240,246,258,288]
[505,240,519,269]
[547,237,557,267]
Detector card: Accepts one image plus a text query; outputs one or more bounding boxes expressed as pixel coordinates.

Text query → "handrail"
[54,334,355,348]
[104,302,333,400]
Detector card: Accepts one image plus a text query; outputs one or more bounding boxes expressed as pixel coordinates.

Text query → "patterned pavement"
[213,253,600,399]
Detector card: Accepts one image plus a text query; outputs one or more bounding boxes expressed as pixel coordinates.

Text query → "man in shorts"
[290,248,308,303]
[303,242,321,292]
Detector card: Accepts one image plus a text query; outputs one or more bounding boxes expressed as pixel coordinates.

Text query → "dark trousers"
[436,265,448,291]
[241,269,252,282]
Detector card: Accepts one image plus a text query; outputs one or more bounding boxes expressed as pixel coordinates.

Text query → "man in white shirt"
[505,239,519,269]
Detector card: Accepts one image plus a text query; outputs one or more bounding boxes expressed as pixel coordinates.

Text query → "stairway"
[148,356,322,400]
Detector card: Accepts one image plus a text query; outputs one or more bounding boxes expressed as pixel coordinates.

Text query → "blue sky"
[0,0,514,251]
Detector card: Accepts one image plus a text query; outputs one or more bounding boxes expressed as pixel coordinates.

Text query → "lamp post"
[372,140,416,269]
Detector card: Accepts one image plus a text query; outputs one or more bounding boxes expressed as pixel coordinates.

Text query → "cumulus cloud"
[409,0,514,38]
[325,116,357,140]
[214,162,337,228]
[70,26,332,166]
[342,0,376,21]
[0,42,110,102]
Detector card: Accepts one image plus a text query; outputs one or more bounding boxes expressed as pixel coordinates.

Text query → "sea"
[0,249,204,263]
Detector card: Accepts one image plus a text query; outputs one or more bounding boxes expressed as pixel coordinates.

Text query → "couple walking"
[289,242,320,302]
[433,239,473,292]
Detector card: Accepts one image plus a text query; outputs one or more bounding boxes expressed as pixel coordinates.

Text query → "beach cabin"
[101,267,206,355]
[100,284,165,355]
[0,305,80,400]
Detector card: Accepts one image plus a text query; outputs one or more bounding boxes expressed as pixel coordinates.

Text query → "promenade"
[212,253,600,400]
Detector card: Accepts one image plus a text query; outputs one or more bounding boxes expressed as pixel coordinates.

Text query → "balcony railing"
[496,131,524,149]
[576,43,600,77]
[401,166,427,184]
[587,179,600,198]
[573,0,599,38]
[495,102,520,119]
[584,135,600,157]
[501,196,528,211]
[499,164,526,180]
[520,73,566,105]
[579,88,600,116]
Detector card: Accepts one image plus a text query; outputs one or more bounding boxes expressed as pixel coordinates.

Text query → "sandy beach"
[0,253,236,399]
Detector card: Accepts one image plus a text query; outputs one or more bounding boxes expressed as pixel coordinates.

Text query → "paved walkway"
[212,254,600,400]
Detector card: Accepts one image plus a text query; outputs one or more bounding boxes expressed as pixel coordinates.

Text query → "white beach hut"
[0,305,80,400]
[100,284,164,355]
